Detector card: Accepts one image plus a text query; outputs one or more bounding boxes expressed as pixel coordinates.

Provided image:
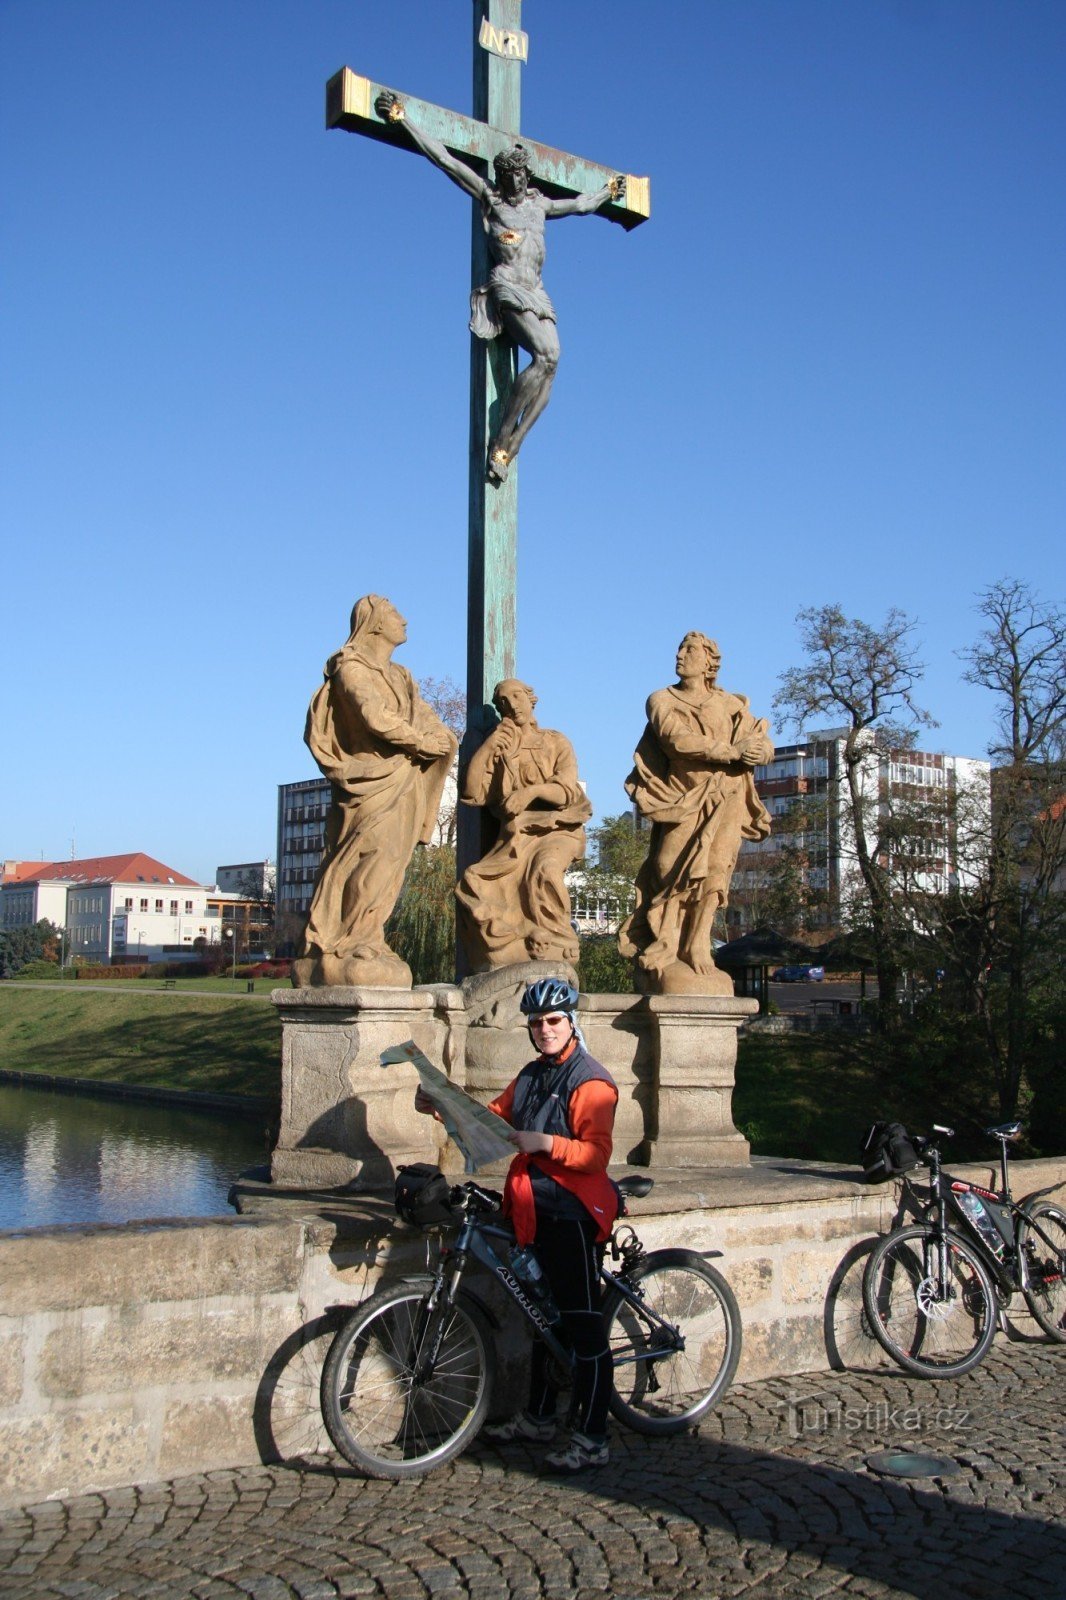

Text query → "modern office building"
[732,729,991,931]
[275,778,332,924]
[215,861,275,899]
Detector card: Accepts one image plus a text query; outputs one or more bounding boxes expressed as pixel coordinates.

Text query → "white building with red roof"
[0,854,220,964]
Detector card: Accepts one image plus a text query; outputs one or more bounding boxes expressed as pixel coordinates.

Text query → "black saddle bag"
[860,1121,921,1183]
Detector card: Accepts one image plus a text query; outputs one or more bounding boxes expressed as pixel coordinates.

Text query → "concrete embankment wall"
[2,1154,1064,1509]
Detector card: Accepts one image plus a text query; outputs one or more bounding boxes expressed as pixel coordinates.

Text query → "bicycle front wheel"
[320,1278,494,1479]
[1019,1203,1066,1341]
[605,1248,742,1435]
[862,1224,997,1378]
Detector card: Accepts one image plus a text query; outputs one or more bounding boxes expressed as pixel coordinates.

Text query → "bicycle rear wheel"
[1019,1203,1066,1341]
[320,1277,493,1478]
[862,1224,997,1377]
[605,1248,742,1435]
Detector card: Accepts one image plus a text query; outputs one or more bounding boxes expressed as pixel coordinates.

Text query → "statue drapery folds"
[620,633,774,995]
[293,596,457,989]
[456,679,591,972]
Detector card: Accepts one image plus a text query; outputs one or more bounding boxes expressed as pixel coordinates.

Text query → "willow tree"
[386,845,457,986]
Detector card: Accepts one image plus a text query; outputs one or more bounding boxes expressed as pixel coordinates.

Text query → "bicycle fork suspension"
[411,1257,466,1383]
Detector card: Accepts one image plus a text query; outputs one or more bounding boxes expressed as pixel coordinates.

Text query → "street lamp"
[225,924,237,981]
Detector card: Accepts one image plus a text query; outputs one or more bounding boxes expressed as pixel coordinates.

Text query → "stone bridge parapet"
[3,1154,1064,1509]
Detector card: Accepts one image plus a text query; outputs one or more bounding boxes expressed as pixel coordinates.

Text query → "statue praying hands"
[456,678,592,971]
[376,90,625,483]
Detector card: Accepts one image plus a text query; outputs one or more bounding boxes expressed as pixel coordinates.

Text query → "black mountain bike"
[862,1119,1066,1378]
[320,1173,742,1478]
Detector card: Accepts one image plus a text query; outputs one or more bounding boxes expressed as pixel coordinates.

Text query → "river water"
[0,1082,269,1232]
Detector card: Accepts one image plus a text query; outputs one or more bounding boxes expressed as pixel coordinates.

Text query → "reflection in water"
[0,1083,269,1231]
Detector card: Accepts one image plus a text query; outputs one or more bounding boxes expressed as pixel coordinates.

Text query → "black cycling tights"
[526,1215,612,1440]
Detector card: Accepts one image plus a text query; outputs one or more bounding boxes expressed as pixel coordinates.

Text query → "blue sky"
[3,0,1063,885]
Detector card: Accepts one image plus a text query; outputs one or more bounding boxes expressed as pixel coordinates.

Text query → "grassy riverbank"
[0,986,279,1100]
[11,972,280,994]
[733,1033,880,1163]
[733,1026,1024,1165]
[0,983,1006,1164]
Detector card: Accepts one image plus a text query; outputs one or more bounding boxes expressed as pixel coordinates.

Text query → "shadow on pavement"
[458,1421,1065,1600]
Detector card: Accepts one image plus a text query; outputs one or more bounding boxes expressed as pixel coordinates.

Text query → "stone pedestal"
[270,972,754,1188]
[270,987,447,1188]
[640,995,755,1166]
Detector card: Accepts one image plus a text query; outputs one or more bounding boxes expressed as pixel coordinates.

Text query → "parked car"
[771,964,825,982]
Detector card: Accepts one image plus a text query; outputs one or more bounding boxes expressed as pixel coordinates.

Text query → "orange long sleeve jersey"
[489,1073,616,1173]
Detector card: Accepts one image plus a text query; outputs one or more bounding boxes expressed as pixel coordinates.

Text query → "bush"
[75,964,150,980]
[12,959,65,980]
[578,935,635,995]
[242,960,292,979]
[139,961,217,979]
[1021,985,1066,1156]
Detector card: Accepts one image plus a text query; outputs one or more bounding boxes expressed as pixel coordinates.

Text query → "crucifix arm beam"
[326,68,651,229]
[374,89,489,203]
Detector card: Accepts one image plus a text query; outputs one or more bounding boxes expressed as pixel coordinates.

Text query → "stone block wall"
[2,1154,1063,1509]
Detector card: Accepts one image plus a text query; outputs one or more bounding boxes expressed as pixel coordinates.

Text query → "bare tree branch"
[960,579,1066,764]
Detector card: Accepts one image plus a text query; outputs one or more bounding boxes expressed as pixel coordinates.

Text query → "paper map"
[380,1040,515,1173]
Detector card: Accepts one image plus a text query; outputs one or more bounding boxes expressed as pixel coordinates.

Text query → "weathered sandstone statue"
[619,633,774,995]
[292,596,457,988]
[456,679,592,972]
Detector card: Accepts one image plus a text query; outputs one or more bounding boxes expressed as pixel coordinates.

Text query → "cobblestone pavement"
[3,1344,1064,1600]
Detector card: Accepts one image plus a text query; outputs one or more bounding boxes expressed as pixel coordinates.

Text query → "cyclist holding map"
[415,976,618,1473]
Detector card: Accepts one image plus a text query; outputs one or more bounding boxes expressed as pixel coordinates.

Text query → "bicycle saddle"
[616,1174,655,1199]
[985,1121,1023,1140]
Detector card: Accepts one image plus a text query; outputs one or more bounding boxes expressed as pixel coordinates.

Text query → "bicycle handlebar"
[449,1180,504,1215]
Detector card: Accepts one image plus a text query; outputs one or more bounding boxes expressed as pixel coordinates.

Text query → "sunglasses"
[529,1013,569,1029]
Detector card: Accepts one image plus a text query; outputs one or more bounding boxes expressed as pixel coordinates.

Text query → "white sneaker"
[482,1412,557,1444]
[542,1431,609,1473]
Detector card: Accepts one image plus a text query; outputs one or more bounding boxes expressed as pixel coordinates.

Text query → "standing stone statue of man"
[375,90,625,483]
[620,633,774,996]
[293,596,457,989]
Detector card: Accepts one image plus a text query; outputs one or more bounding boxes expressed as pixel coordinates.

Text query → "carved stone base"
[270,974,754,1189]
[291,951,412,989]
[637,960,736,998]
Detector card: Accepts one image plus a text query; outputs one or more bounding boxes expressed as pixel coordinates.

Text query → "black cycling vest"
[510,1043,616,1220]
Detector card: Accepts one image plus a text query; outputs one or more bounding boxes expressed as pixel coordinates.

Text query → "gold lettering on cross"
[478,19,529,63]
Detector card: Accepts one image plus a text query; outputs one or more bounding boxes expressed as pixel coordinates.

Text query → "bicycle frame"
[903,1133,1065,1302]
[422,1198,686,1383]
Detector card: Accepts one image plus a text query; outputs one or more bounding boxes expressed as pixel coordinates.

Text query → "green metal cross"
[326,0,649,885]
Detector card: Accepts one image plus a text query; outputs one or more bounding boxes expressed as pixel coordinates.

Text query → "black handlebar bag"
[394,1163,456,1226]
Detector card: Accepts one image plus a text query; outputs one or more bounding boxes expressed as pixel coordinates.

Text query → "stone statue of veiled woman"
[292,596,457,988]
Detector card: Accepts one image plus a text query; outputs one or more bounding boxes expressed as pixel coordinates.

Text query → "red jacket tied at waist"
[503,1152,619,1246]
